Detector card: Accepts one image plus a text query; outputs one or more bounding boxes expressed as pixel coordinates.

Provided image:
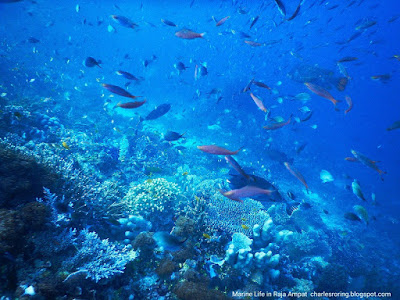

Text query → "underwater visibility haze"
[0,0,400,299]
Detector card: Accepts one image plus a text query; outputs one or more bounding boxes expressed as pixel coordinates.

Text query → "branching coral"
[63,229,138,283]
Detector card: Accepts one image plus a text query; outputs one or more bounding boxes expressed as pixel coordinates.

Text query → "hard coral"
[123,178,184,230]
[0,144,59,208]
[316,263,348,292]
[155,259,177,279]
[20,202,50,230]
[0,209,24,253]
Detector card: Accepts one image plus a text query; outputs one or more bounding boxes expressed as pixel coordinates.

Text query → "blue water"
[1,0,399,299]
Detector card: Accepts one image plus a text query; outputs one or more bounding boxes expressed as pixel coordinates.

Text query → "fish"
[62,141,70,150]
[28,37,40,43]
[253,81,271,90]
[296,143,307,154]
[215,16,230,26]
[337,63,351,80]
[244,40,263,47]
[116,70,140,81]
[336,77,348,91]
[344,212,362,222]
[263,115,292,130]
[344,95,353,114]
[197,145,242,155]
[203,233,211,239]
[265,148,293,164]
[242,78,254,92]
[141,103,171,121]
[353,205,369,225]
[287,1,302,21]
[249,93,268,113]
[175,29,205,39]
[111,15,138,29]
[161,19,177,27]
[294,92,311,102]
[370,74,391,82]
[84,57,102,68]
[305,82,340,107]
[371,193,377,206]
[337,57,358,63]
[387,120,400,131]
[249,16,259,29]
[320,170,334,183]
[284,162,309,192]
[219,185,273,203]
[115,100,146,109]
[225,156,251,180]
[299,106,311,113]
[352,179,366,201]
[241,224,250,230]
[274,0,286,16]
[102,84,141,99]
[164,131,185,142]
[174,62,189,72]
[350,150,386,179]
[356,20,376,31]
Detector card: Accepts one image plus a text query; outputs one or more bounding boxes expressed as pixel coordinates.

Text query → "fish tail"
[200,32,206,38]
[234,146,244,154]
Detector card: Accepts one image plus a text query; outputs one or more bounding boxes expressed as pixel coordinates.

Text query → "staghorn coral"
[63,229,138,283]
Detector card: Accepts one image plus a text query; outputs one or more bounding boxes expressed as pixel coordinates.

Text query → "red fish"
[250,92,268,112]
[115,100,146,109]
[225,156,251,180]
[197,145,242,155]
[305,82,340,107]
[350,150,386,179]
[102,84,142,99]
[263,115,292,130]
[175,29,205,39]
[219,186,273,203]
[344,95,353,114]
[216,16,230,26]
[284,162,309,192]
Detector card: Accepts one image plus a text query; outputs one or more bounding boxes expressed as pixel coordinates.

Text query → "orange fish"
[344,95,353,114]
[263,115,292,130]
[250,92,268,112]
[219,186,273,203]
[284,162,309,192]
[305,82,340,107]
